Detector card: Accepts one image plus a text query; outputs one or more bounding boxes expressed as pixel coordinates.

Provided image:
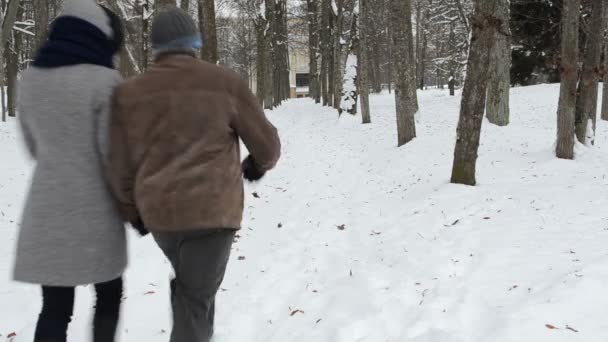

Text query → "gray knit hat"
[61,0,112,38]
[151,7,202,57]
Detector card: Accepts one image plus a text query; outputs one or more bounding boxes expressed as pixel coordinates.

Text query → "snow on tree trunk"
[255,11,268,107]
[575,0,603,145]
[358,0,371,123]
[450,0,499,186]
[199,0,218,64]
[340,54,358,114]
[485,0,510,126]
[449,76,455,96]
[321,0,331,106]
[390,0,417,146]
[556,0,580,159]
[600,2,608,122]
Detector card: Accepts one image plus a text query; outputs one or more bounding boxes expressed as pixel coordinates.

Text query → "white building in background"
[289,47,310,99]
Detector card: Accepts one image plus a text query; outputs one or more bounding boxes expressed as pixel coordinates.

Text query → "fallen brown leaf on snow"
[290,309,305,316]
[545,324,558,330]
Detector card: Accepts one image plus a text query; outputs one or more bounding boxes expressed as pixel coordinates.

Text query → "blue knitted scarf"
[33,16,115,69]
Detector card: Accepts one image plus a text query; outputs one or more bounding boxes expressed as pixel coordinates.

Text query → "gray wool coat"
[13,65,127,287]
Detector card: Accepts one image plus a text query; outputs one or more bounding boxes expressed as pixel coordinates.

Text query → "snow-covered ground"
[2,84,608,342]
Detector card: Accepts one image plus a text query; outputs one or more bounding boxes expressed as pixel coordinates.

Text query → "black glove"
[242,155,265,182]
[130,218,150,236]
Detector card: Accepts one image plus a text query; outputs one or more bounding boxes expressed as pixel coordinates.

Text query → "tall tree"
[390,0,417,146]
[320,0,331,105]
[271,0,289,106]
[255,0,269,107]
[307,0,321,103]
[181,0,190,11]
[555,0,580,159]
[358,0,370,123]
[1,0,20,121]
[575,0,604,144]
[450,0,500,185]
[332,0,345,110]
[6,4,23,117]
[34,0,49,50]
[485,0,510,126]
[602,3,608,121]
[199,0,219,63]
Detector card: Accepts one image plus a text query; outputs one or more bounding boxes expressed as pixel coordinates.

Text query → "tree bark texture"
[332,0,345,110]
[307,0,321,103]
[181,0,190,12]
[255,15,268,107]
[359,0,371,123]
[34,0,49,50]
[321,0,331,106]
[450,0,498,185]
[602,9,608,121]
[485,0,510,126]
[1,0,20,121]
[575,0,603,144]
[390,0,417,146]
[271,0,289,106]
[199,0,218,64]
[555,0,580,159]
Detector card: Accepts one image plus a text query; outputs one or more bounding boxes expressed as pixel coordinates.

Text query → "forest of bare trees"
[1,0,608,183]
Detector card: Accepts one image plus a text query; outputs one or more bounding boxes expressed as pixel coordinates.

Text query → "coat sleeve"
[231,79,281,172]
[108,88,139,223]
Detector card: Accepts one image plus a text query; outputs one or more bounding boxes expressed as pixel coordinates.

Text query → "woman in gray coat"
[14,1,134,341]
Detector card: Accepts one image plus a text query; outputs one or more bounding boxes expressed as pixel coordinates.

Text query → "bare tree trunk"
[333,0,345,110]
[181,0,190,12]
[307,0,321,103]
[0,0,19,121]
[450,0,498,185]
[602,8,608,121]
[140,0,150,69]
[255,16,267,107]
[6,3,23,118]
[359,0,371,123]
[7,20,20,117]
[199,0,218,64]
[34,0,49,50]
[271,0,289,106]
[486,0,510,126]
[321,0,331,106]
[390,0,417,146]
[556,0,580,159]
[418,1,429,90]
[263,0,274,109]
[575,0,604,144]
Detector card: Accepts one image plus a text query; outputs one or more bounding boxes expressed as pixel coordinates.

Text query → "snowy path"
[2,85,608,342]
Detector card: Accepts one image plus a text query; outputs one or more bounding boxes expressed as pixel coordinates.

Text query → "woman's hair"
[100,6,125,54]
